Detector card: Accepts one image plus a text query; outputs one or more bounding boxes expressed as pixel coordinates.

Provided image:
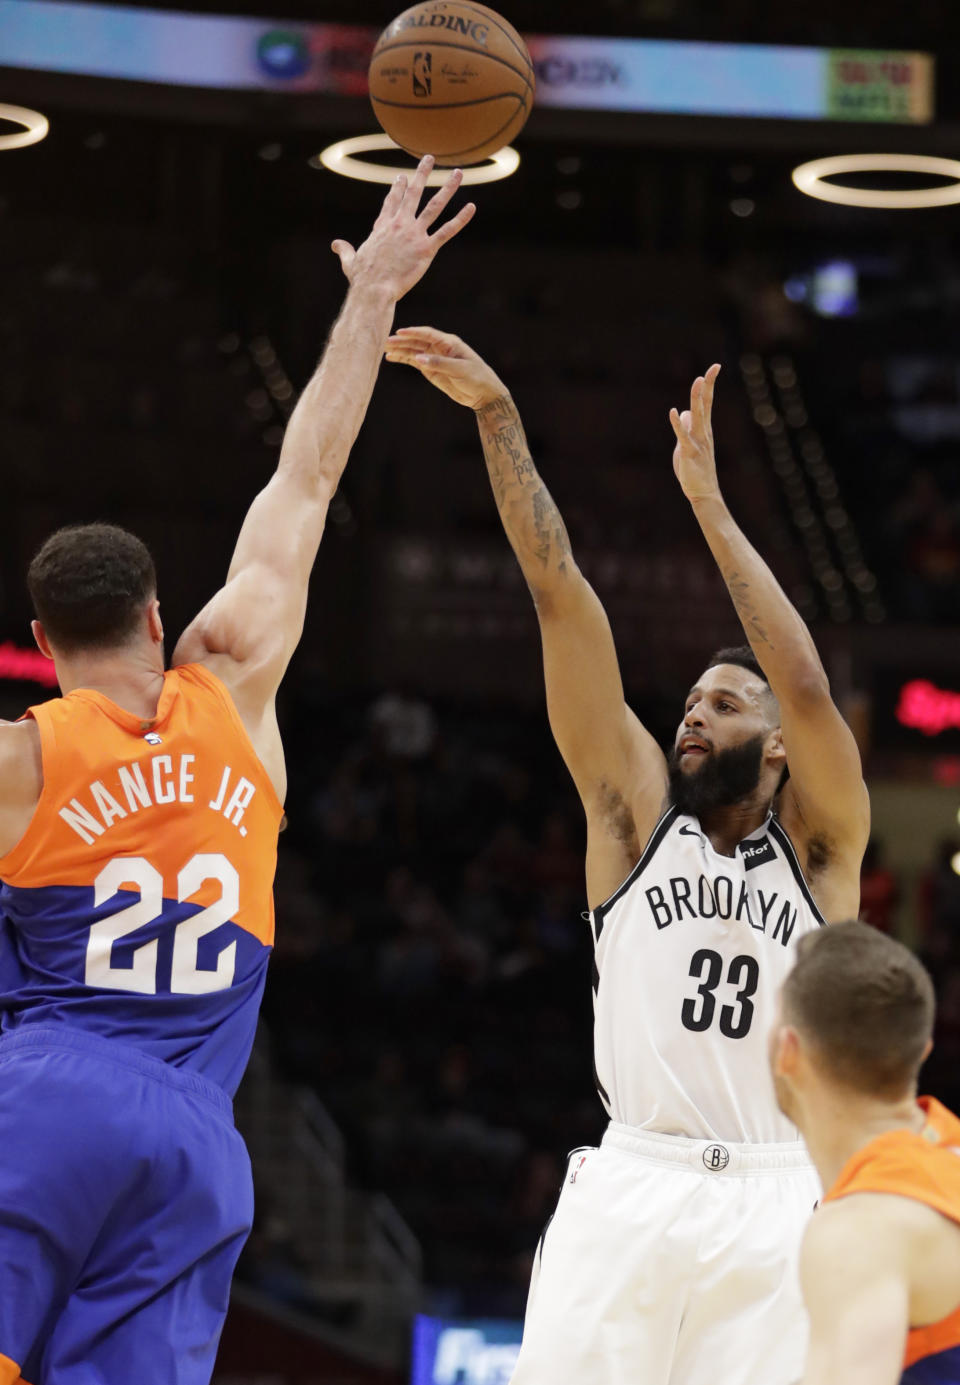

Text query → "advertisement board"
[410,1315,523,1385]
[0,0,934,124]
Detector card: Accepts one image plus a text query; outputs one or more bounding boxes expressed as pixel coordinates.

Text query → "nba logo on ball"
[413,52,432,97]
[703,1144,730,1171]
[256,30,311,79]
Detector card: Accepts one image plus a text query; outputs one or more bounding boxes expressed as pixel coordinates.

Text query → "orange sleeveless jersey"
[823,1096,960,1383]
[0,664,283,1096]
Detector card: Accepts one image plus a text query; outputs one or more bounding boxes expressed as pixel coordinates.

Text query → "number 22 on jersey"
[86,854,239,995]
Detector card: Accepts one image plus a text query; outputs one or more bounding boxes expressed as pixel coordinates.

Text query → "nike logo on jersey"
[678,823,703,839]
[644,875,798,947]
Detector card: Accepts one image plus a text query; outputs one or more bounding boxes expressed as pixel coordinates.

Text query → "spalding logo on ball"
[368,1,535,166]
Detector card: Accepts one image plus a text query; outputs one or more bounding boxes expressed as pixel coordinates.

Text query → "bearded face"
[667,733,767,818]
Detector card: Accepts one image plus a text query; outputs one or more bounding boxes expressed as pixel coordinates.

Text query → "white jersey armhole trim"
[768,816,828,928]
[591,805,680,935]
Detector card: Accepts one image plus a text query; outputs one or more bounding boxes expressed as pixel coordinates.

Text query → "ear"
[773,1024,800,1078]
[765,725,787,772]
[920,1036,934,1065]
[147,599,164,646]
[31,620,54,661]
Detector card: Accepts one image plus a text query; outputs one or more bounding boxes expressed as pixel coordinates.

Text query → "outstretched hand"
[332,156,476,302]
[669,364,723,503]
[384,326,507,410]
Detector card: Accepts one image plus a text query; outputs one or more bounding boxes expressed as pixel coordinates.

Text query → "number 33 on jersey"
[0,663,283,1098]
[588,805,826,1145]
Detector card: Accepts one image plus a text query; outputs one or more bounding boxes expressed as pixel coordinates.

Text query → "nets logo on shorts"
[703,1143,730,1171]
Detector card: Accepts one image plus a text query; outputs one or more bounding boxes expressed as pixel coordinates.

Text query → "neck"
[53,646,166,722]
[697,792,774,857]
[796,1084,925,1192]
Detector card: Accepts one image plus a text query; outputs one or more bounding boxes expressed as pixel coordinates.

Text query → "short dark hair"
[782,922,935,1099]
[27,524,157,654]
[706,644,770,688]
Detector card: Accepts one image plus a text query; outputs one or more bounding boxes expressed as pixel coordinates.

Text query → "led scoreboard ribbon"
[0,0,934,125]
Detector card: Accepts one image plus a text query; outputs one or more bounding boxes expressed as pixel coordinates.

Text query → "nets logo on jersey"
[703,1144,730,1171]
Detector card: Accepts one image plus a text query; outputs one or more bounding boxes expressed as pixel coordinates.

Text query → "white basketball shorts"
[509,1123,820,1385]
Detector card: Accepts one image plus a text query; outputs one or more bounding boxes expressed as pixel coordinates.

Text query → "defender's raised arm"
[385,327,668,907]
[669,366,869,917]
[173,162,474,795]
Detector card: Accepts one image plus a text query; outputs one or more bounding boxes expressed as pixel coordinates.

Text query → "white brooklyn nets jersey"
[589,805,826,1144]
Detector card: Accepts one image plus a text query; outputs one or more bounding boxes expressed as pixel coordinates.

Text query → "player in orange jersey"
[770,921,960,1385]
[0,156,473,1385]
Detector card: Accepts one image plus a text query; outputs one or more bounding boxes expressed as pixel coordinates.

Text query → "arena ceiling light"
[0,103,49,151]
[311,133,520,186]
[792,153,960,210]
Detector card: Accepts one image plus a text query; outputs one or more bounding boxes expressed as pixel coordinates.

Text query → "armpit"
[781,788,836,880]
[595,781,639,856]
[805,831,833,878]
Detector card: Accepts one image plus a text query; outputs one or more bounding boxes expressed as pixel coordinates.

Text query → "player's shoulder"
[809,1189,947,1277]
[803,1194,915,1288]
[170,656,286,806]
[0,719,43,837]
[0,717,41,776]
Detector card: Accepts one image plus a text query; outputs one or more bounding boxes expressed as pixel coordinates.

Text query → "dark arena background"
[3,0,960,1380]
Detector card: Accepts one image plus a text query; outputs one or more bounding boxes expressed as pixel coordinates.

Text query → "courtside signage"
[411,1315,522,1385]
[0,0,933,123]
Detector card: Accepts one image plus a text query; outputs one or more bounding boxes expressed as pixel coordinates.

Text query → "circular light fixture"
[0,103,49,151]
[792,153,960,210]
[311,133,519,186]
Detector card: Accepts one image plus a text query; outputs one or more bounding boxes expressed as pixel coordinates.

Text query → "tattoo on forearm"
[477,395,572,572]
[725,569,775,648]
[531,487,553,565]
[476,395,514,428]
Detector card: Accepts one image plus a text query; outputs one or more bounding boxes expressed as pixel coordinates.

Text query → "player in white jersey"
[386,329,870,1385]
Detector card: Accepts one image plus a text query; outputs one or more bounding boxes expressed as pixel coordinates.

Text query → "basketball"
[368,1,535,166]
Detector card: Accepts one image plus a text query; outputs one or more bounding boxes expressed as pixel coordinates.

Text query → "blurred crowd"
[801,340,960,627]
[259,689,603,1313]
[249,690,960,1314]
[852,356,960,625]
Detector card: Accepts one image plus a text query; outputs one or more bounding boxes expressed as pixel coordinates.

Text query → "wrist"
[473,386,512,416]
[688,490,727,520]
[346,276,397,312]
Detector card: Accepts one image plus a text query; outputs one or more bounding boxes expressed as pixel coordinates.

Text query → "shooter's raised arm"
[386,327,668,907]
[173,161,474,795]
[669,367,869,916]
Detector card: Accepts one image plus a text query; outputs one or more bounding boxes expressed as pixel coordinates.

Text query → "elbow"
[528,561,583,623]
[530,580,556,619]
